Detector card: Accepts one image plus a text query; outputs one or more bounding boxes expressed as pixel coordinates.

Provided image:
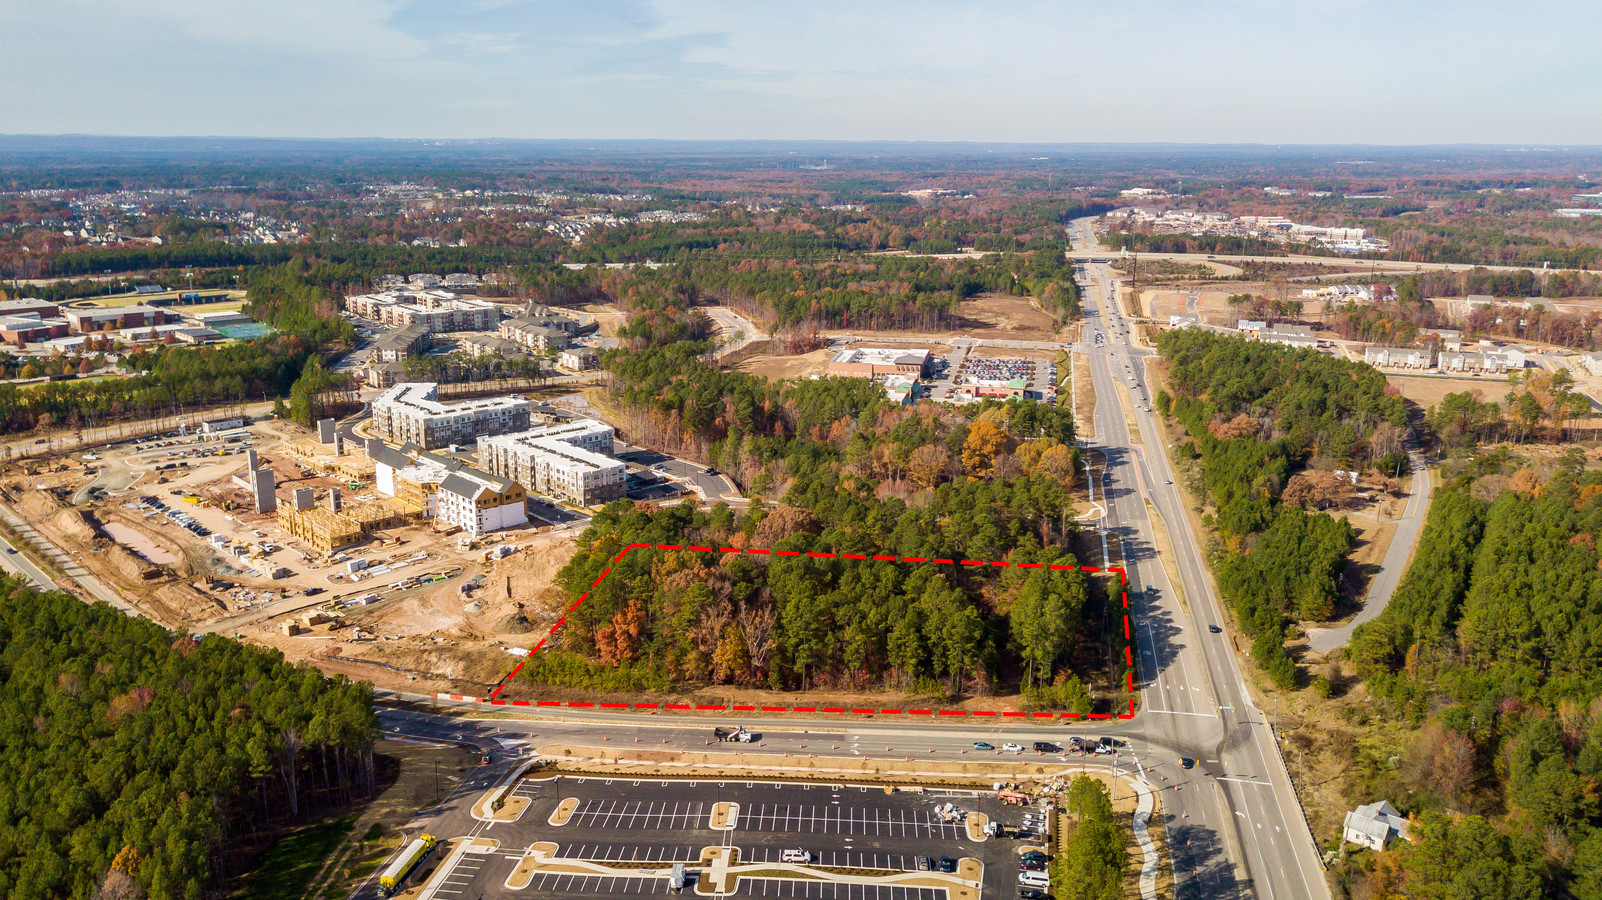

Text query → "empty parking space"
[733,880,946,899]
[556,843,701,863]
[567,799,709,830]
[739,847,924,871]
[427,850,486,898]
[523,872,677,895]
[737,804,965,839]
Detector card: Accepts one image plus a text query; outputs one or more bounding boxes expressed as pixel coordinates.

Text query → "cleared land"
[1380,373,1511,408]
[580,304,625,338]
[820,294,1060,342]
[734,347,835,380]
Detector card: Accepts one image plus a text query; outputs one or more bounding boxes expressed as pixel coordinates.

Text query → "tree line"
[1155,330,1407,686]
[0,580,379,900]
[1344,459,1602,899]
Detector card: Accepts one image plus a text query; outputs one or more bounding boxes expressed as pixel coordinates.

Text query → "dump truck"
[713,726,755,743]
[378,833,437,896]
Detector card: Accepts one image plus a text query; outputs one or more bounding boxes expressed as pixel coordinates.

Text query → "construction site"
[0,414,584,698]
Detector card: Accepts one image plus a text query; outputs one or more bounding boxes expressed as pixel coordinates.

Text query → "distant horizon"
[5,135,1602,150]
[4,2,1597,144]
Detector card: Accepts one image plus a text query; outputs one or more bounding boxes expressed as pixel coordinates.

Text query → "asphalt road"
[1067,216,1331,900]
[1305,450,1432,653]
[706,306,768,358]
[0,529,59,592]
[0,502,139,616]
[1065,244,1593,277]
[615,441,737,502]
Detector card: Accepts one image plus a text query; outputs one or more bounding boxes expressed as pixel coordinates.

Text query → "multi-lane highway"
[1067,216,1330,899]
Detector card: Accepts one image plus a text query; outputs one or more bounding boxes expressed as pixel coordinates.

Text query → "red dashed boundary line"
[438,542,1136,721]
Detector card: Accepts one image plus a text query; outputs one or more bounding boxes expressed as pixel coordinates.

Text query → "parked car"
[917,856,932,872]
[938,857,957,873]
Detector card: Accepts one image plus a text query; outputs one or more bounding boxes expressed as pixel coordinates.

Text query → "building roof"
[439,472,485,500]
[192,310,252,324]
[373,382,529,418]
[66,304,166,320]
[830,347,931,366]
[1265,324,1315,338]
[367,440,415,470]
[0,299,59,315]
[1346,800,1411,843]
[439,466,515,500]
[479,419,619,472]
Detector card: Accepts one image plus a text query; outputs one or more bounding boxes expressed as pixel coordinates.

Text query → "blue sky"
[3,0,1598,143]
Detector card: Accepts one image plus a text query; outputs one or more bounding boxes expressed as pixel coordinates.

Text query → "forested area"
[13,240,564,281]
[584,248,1077,336]
[0,580,379,900]
[529,339,1100,700]
[537,485,1098,702]
[1155,330,1407,685]
[571,200,1095,263]
[1337,458,1602,898]
[603,344,1078,497]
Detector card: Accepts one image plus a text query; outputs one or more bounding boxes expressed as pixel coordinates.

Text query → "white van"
[780,850,813,863]
[1019,871,1050,888]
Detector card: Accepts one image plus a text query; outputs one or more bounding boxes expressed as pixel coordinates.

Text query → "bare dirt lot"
[734,347,835,380]
[953,293,1058,339]
[580,303,625,337]
[1140,288,1239,325]
[1140,283,1332,327]
[1380,372,1509,408]
[822,294,1061,342]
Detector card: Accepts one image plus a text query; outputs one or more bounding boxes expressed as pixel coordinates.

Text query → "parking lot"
[394,777,1045,899]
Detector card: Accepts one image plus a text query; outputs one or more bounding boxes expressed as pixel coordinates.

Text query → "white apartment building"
[344,289,501,333]
[1364,346,1431,369]
[371,382,531,449]
[477,419,626,506]
[437,469,527,536]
